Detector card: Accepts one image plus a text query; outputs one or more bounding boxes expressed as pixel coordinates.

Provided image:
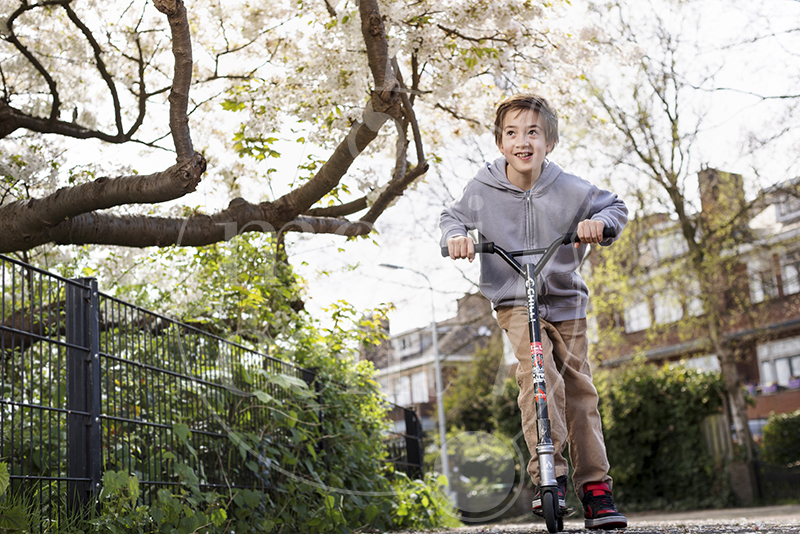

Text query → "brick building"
[589,169,800,436]
[361,292,500,432]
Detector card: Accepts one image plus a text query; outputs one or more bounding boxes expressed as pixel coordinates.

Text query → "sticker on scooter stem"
[531,343,546,383]
[535,386,547,402]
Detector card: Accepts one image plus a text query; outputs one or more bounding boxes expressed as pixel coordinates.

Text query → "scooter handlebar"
[561,227,617,246]
[440,228,617,257]
[440,242,494,257]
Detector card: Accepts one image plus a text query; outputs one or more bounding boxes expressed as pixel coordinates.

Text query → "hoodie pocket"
[541,272,584,309]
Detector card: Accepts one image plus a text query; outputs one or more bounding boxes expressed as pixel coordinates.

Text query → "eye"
[529,129,538,136]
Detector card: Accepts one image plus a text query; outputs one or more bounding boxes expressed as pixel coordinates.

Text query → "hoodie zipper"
[525,190,534,250]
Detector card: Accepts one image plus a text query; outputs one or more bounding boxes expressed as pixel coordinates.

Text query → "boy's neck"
[506,162,545,191]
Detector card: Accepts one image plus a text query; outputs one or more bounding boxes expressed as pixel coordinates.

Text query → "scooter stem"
[525,263,557,488]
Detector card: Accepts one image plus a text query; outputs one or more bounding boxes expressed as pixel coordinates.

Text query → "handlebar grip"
[476,242,495,254]
[441,242,495,257]
[562,227,617,246]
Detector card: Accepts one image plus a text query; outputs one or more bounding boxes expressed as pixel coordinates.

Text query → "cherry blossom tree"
[0,0,594,256]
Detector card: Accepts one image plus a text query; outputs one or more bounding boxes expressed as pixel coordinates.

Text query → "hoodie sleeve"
[587,186,628,245]
[439,181,480,247]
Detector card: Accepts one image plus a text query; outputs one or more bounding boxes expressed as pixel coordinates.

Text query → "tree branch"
[153,0,195,160]
[433,103,482,127]
[63,1,125,136]
[359,0,393,93]
[360,162,429,225]
[270,95,401,222]
[0,154,206,253]
[5,1,63,123]
[303,197,368,218]
[391,57,425,167]
[271,0,403,223]
[26,201,373,250]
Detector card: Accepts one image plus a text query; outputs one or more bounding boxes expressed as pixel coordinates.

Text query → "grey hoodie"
[439,157,628,322]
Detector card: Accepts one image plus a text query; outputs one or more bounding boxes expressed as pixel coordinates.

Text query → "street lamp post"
[379,263,451,496]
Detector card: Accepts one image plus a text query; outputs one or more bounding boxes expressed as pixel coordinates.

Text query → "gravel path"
[395,505,800,534]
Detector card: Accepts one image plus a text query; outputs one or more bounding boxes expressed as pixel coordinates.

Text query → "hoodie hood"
[474,156,563,196]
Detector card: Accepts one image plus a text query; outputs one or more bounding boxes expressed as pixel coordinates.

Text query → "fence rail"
[753,460,800,503]
[1,254,423,527]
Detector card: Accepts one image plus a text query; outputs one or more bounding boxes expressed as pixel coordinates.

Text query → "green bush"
[762,409,800,465]
[595,362,735,511]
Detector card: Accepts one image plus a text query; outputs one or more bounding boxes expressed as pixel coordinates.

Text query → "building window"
[782,250,800,295]
[624,299,652,333]
[411,371,429,404]
[394,332,422,360]
[395,375,411,406]
[654,292,683,325]
[776,192,800,223]
[682,354,721,373]
[748,259,778,303]
[757,337,800,387]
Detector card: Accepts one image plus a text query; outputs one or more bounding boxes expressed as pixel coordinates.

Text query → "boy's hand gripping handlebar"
[440,228,617,259]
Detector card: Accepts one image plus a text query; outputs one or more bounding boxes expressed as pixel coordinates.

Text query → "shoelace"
[586,491,617,514]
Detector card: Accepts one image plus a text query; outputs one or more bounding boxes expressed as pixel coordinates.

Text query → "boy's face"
[496,108,553,187]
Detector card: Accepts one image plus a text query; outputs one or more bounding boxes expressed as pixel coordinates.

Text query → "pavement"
[396,504,800,534]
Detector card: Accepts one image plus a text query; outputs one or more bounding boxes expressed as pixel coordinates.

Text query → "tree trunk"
[717,343,754,459]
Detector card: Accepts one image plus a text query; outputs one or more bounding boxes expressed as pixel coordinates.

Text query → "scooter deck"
[532,506,576,518]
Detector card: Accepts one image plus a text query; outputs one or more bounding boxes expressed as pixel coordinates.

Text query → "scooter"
[442,228,614,533]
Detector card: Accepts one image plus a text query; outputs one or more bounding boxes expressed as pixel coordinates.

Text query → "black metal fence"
[753,460,800,503]
[383,404,424,480]
[0,253,423,525]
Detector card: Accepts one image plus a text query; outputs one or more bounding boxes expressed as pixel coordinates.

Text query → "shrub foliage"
[762,409,800,466]
[595,363,735,510]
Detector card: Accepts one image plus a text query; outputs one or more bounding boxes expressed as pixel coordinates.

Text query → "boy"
[440,94,628,529]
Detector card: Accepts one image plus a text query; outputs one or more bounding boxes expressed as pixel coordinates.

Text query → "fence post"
[404,407,424,479]
[66,278,102,512]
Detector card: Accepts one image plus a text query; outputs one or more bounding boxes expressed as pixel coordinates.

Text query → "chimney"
[698,168,746,230]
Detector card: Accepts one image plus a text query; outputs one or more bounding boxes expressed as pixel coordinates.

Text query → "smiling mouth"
[515,152,533,159]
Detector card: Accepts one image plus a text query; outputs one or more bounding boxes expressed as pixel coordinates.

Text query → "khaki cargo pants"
[496,306,612,499]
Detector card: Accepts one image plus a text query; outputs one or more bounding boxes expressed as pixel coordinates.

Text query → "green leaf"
[0,505,29,531]
[255,390,274,404]
[0,463,9,496]
[173,422,191,444]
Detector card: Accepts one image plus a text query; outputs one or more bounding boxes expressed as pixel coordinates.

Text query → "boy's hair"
[494,94,559,151]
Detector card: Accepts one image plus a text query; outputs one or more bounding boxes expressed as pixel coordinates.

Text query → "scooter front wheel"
[543,491,559,533]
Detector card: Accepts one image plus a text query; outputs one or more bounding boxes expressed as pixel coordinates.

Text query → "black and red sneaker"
[532,475,567,516]
[582,482,627,529]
